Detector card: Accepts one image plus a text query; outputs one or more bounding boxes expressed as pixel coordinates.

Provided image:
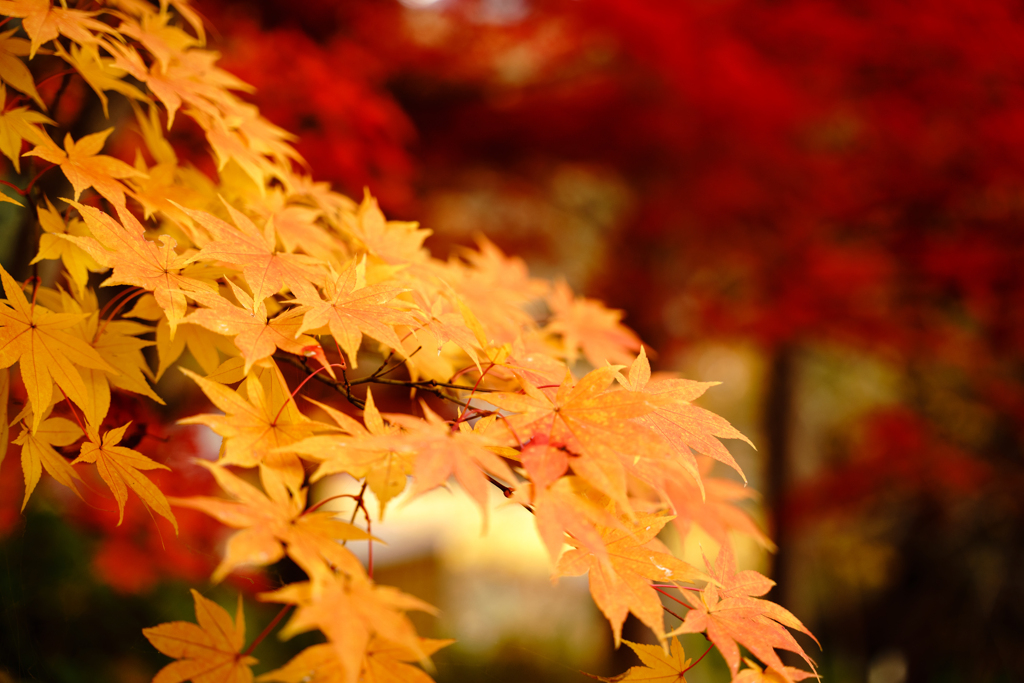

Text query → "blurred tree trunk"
[764,343,795,608]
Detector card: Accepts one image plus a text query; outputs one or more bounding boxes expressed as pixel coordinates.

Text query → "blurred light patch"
[399,0,447,9]
[313,474,551,574]
[314,475,605,661]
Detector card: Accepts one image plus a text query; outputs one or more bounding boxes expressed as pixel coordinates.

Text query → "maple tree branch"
[486,474,516,500]
[351,375,497,393]
[274,353,365,409]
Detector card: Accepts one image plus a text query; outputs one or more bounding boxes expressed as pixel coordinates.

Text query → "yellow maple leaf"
[178,364,321,498]
[13,415,83,510]
[596,637,693,683]
[0,83,54,173]
[171,461,370,583]
[257,637,452,683]
[72,421,177,532]
[143,589,256,683]
[0,263,116,433]
[260,574,437,683]
[54,42,148,117]
[0,29,45,108]
[30,197,106,292]
[280,389,414,520]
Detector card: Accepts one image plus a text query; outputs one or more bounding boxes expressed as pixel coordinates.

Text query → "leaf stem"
[272,362,347,424]
[683,643,714,674]
[653,585,695,610]
[242,604,292,658]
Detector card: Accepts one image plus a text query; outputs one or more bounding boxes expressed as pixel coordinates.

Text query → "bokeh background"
[2,0,1023,681]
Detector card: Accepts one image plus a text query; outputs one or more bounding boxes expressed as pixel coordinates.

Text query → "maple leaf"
[177,199,325,305]
[342,191,431,265]
[556,511,705,646]
[184,281,321,373]
[0,29,44,108]
[179,365,320,498]
[260,574,436,683]
[63,201,217,334]
[666,457,775,554]
[0,0,115,58]
[171,461,370,583]
[25,128,146,207]
[621,347,752,494]
[43,285,164,429]
[512,475,619,564]
[732,658,818,683]
[72,422,177,532]
[671,544,818,680]
[0,263,117,433]
[291,258,414,369]
[381,402,517,523]
[440,238,546,346]
[13,416,83,510]
[30,197,105,291]
[257,637,452,683]
[54,42,148,117]
[408,291,483,367]
[545,279,642,367]
[485,365,662,512]
[0,83,54,173]
[596,637,694,683]
[282,389,415,519]
[143,589,257,683]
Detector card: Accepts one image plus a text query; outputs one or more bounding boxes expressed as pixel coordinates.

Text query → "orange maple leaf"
[171,461,369,583]
[381,402,516,523]
[72,421,177,532]
[342,191,431,265]
[596,637,695,682]
[671,544,818,680]
[290,259,414,369]
[25,128,146,207]
[63,201,217,334]
[0,0,115,57]
[512,475,619,564]
[545,279,642,367]
[485,365,661,512]
[143,589,257,683]
[0,262,116,433]
[556,511,705,646]
[178,200,325,306]
[666,456,776,554]
[621,347,752,495]
[185,281,321,373]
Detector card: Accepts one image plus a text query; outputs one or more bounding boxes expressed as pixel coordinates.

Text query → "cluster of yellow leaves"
[0,2,817,682]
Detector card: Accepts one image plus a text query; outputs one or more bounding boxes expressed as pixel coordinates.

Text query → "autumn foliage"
[0,2,818,682]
